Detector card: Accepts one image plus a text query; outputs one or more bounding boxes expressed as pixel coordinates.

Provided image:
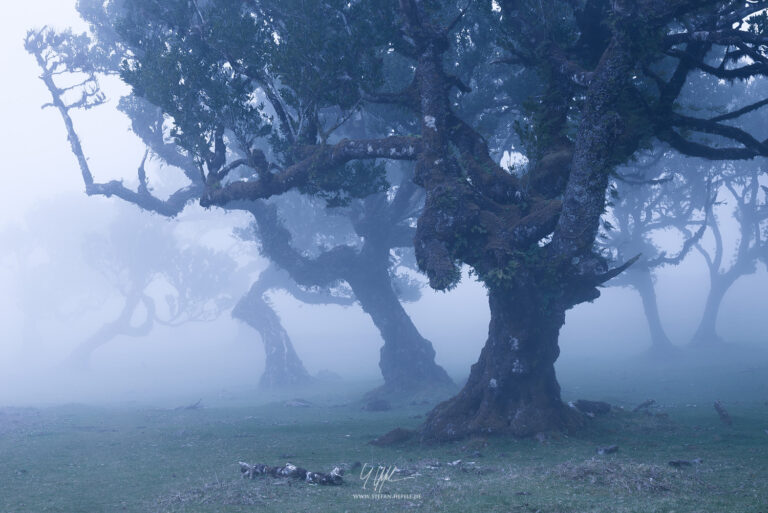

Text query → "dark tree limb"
[200,137,420,208]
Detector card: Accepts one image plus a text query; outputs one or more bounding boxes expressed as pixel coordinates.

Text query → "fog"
[3,3,768,512]
[1,0,767,409]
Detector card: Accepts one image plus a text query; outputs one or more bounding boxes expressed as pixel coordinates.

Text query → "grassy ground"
[1,358,768,513]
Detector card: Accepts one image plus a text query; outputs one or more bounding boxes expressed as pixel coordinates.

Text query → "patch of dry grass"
[156,477,268,510]
[548,457,702,494]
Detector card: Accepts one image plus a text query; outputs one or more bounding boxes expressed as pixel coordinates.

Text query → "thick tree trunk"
[629,268,676,354]
[346,263,454,399]
[420,287,581,441]
[233,282,313,389]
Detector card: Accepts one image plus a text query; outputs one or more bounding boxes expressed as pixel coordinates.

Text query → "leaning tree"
[247,172,455,398]
[29,0,768,439]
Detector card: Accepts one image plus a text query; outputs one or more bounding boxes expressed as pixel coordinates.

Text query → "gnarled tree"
[27,1,453,397]
[29,0,768,439]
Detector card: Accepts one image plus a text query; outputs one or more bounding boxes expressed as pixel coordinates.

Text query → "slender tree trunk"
[233,282,313,389]
[421,286,581,441]
[690,275,731,347]
[629,268,676,354]
[346,262,454,398]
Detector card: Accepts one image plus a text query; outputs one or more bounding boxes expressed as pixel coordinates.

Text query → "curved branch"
[200,137,420,208]
[28,32,201,217]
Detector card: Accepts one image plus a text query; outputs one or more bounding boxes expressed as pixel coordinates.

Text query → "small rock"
[574,400,611,415]
[284,398,312,408]
[597,445,619,455]
[448,459,461,467]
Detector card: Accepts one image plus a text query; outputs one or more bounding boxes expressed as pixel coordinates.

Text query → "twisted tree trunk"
[419,30,633,441]
[346,262,453,399]
[421,286,581,440]
[245,201,453,398]
[233,280,313,389]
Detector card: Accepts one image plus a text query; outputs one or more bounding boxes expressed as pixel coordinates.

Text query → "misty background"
[2,0,767,407]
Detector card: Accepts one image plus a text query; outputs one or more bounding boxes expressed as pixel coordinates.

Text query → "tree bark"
[628,268,677,354]
[346,261,453,398]
[232,281,314,389]
[420,286,582,441]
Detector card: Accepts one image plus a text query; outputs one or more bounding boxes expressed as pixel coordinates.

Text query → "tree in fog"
[2,197,114,360]
[28,0,768,439]
[690,164,768,347]
[68,210,239,368]
[248,174,454,398]
[603,154,712,354]
[27,3,454,397]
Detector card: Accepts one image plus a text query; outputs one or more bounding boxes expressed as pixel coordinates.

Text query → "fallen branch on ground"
[633,399,656,413]
[175,399,203,410]
[597,445,619,455]
[238,462,343,485]
[668,458,702,468]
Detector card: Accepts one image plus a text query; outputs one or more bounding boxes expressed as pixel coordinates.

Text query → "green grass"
[1,365,768,513]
